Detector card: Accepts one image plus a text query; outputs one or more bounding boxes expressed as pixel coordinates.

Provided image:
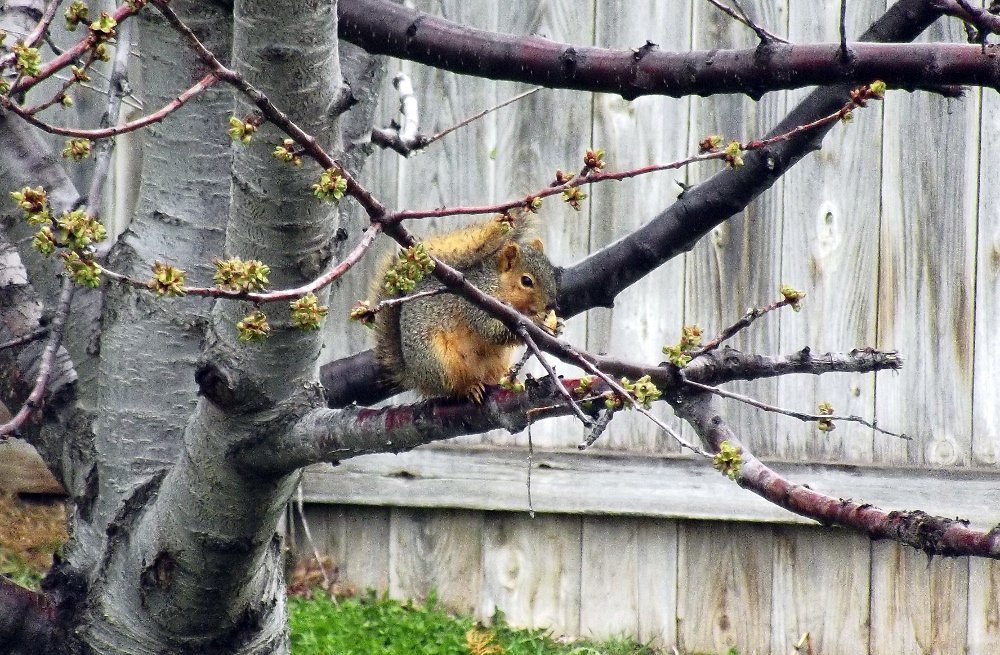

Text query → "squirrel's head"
[497,239,558,321]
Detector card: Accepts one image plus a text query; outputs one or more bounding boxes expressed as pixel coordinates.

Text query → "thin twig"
[690,295,798,358]
[0,326,50,351]
[525,415,535,517]
[839,0,850,61]
[0,278,75,437]
[6,72,220,139]
[683,379,910,439]
[573,354,708,456]
[515,325,593,426]
[295,483,333,598]
[384,91,872,224]
[428,86,542,147]
[370,85,542,156]
[96,223,382,302]
[703,0,789,43]
[576,409,614,450]
[9,2,145,94]
[0,0,61,70]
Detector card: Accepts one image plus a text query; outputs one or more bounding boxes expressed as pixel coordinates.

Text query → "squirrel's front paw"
[466,383,485,404]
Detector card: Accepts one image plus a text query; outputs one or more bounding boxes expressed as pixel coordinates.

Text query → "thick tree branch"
[263,347,902,474]
[680,346,902,386]
[338,0,978,99]
[236,376,579,475]
[672,390,1000,558]
[320,0,943,407]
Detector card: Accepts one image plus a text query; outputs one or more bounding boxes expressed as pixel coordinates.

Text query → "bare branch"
[0,325,49,351]
[682,379,910,440]
[340,0,984,99]
[235,376,583,474]
[0,277,75,437]
[672,390,1000,558]
[4,73,221,139]
[704,0,789,44]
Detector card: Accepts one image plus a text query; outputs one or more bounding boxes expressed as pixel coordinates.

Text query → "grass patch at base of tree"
[0,492,67,590]
[289,591,664,655]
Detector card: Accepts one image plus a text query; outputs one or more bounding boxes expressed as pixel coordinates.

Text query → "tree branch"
[235,376,581,475]
[671,389,1000,558]
[261,346,902,474]
[339,0,979,99]
[0,277,76,438]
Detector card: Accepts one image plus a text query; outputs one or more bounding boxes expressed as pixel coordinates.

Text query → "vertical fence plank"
[579,517,678,646]
[870,541,969,655]
[677,521,774,654]
[875,21,978,468]
[479,513,582,636]
[968,559,1000,655]
[685,0,788,458]
[777,0,883,464]
[636,518,679,647]
[341,505,391,594]
[970,58,1000,655]
[389,508,485,614]
[587,1,691,454]
[770,526,871,655]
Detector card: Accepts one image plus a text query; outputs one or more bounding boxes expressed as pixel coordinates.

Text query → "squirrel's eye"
[521,274,534,288]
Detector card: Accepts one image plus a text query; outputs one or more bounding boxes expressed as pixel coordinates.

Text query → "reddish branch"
[99,224,382,303]
[0,278,74,437]
[672,390,1000,558]
[240,346,903,475]
[9,2,144,95]
[6,73,220,139]
[338,0,994,100]
[0,0,60,70]
[933,0,1000,36]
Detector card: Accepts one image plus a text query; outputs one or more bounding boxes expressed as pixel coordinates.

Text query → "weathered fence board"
[870,541,969,655]
[301,450,1000,526]
[479,513,582,636]
[676,522,774,654]
[770,526,871,655]
[389,508,484,614]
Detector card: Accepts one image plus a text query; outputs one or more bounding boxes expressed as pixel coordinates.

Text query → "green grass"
[289,591,662,655]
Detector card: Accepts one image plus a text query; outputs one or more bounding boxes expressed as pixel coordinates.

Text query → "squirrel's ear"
[529,238,545,253]
[499,242,522,272]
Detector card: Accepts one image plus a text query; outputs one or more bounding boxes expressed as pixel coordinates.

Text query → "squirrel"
[371,214,559,402]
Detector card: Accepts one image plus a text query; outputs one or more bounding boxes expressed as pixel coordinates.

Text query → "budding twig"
[683,379,910,439]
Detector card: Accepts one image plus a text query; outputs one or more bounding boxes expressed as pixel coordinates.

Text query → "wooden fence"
[295,1,1000,653]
